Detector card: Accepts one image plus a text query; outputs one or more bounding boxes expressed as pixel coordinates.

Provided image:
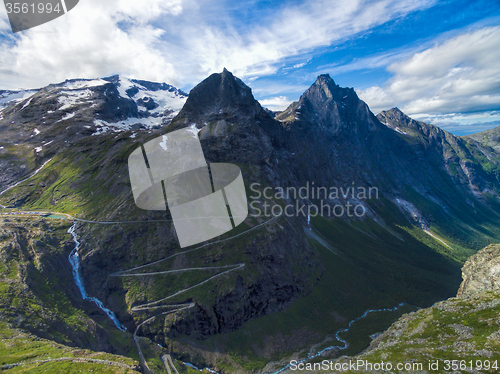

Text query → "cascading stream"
[67,223,127,332]
[67,216,405,374]
[66,215,279,373]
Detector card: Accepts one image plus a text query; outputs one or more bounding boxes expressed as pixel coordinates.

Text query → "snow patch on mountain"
[394,198,429,230]
[0,90,37,112]
[58,112,76,122]
[116,76,187,114]
[116,76,135,100]
[92,116,163,135]
[58,89,93,111]
[381,121,408,135]
[186,123,201,138]
[63,78,107,90]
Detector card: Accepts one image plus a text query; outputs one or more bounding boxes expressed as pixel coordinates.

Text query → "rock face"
[277,74,378,138]
[173,68,266,126]
[377,107,500,196]
[457,244,500,298]
[169,68,281,165]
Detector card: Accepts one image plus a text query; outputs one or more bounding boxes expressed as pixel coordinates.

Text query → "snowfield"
[1,76,188,136]
[63,78,108,90]
[0,90,37,112]
[58,89,93,111]
[117,76,187,113]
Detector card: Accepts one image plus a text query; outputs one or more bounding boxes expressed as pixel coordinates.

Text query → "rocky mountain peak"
[167,69,281,164]
[171,69,267,127]
[377,107,413,127]
[304,73,357,105]
[276,74,376,138]
[377,107,450,140]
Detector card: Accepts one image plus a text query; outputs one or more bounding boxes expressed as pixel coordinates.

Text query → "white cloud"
[359,26,500,116]
[0,0,435,90]
[174,0,436,82]
[0,0,184,89]
[259,96,293,111]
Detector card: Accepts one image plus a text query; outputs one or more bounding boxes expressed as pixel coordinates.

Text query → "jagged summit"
[465,123,500,152]
[276,73,378,137]
[377,107,449,139]
[377,107,412,126]
[171,68,269,128]
[304,74,358,105]
[168,69,281,164]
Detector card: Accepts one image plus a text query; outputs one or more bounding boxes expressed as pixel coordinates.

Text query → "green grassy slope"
[0,322,139,373]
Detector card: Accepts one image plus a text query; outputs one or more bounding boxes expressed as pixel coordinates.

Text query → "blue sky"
[0,0,499,135]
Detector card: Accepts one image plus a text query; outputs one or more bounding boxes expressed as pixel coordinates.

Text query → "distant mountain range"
[1,70,500,373]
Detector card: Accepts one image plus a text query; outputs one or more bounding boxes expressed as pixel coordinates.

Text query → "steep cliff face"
[277,74,378,138]
[169,68,282,165]
[378,108,500,197]
[466,124,500,152]
[172,68,266,126]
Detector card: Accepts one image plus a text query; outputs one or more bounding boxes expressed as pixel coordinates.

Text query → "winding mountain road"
[107,215,280,372]
[56,211,280,373]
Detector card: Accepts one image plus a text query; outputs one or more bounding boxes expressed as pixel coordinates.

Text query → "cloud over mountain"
[359,26,500,116]
[0,0,434,90]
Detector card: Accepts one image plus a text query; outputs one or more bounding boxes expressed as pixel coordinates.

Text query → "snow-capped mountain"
[0,75,188,189]
[99,75,188,133]
[0,75,187,136]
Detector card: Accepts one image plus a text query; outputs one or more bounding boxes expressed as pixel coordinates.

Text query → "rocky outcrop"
[466,124,500,152]
[168,68,282,165]
[457,244,500,298]
[277,74,379,138]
